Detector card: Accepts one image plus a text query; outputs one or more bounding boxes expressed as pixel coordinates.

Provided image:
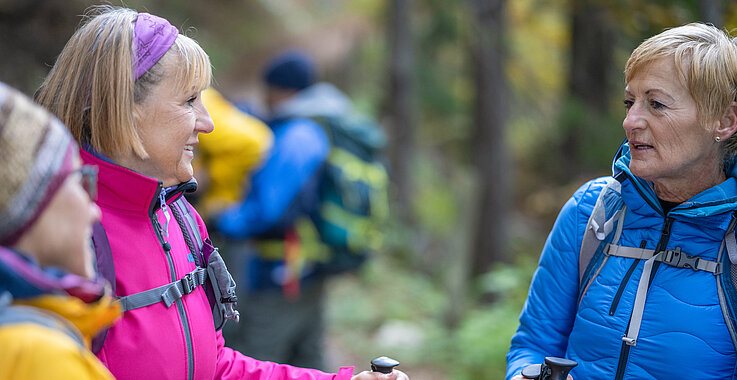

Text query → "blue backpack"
[311,114,390,274]
[578,176,737,349]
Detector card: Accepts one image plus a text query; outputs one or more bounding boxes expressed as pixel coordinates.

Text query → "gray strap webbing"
[579,206,627,305]
[579,177,622,283]
[606,245,722,346]
[119,267,207,312]
[176,198,203,251]
[623,251,661,346]
[605,244,655,260]
[606,244,721,274]
[726,230,737,265]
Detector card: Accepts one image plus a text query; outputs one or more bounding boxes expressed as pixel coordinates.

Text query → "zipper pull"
[159,188,171,238]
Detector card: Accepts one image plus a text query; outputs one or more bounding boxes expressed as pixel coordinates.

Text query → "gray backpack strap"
[717,215,737,351]
[605,244,655,260]
[118,267,208,311]
[579,177,623,283]
[0,292,84,346]
[726,229,737,266]
[578,178,626,306]
[621,250,660,346]
[174,198,203,251]
[612,246,722,347]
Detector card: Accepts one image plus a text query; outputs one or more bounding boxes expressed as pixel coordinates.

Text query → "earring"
[716,136,722,142]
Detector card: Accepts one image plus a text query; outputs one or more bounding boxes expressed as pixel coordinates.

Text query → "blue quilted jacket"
[507,142,737,379]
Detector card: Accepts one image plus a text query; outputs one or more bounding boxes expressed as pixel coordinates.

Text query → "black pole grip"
[543,357,577,380]
[370,356,400,374]
[521,357,577,380]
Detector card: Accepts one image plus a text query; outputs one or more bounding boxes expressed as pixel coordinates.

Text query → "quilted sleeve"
[505,178,607,380]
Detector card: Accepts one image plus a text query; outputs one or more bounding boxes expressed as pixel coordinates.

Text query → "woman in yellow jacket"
[196,88,273,217]
[0,83,119,379]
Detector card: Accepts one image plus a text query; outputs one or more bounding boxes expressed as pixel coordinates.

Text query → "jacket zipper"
[609,260,640,316]
[149,184,195,380]
[614,217,673,380]
[609,241,648,315]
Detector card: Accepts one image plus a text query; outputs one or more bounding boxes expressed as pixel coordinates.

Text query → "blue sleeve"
[216,119,330,238]
[505,179,606,380]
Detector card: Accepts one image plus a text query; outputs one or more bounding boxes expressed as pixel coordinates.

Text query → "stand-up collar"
[80,148,197,215]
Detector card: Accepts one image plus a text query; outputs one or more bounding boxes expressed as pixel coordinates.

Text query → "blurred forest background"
[2,0,737,378]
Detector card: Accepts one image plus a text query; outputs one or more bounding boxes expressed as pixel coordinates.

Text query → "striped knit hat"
[0,82,78,245]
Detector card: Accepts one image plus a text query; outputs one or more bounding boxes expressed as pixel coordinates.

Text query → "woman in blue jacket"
[507,23,737,379]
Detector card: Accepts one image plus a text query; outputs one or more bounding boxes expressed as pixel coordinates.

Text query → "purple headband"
[133,13,179,80]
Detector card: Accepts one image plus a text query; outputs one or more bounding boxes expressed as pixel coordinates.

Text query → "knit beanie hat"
[263,49,316,90]
[0,82,78,245]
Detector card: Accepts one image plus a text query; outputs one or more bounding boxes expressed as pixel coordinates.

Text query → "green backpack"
[311,114,390,274]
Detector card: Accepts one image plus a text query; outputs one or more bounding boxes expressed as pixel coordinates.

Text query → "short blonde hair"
[625,23,737,157]
[36,6,211,159]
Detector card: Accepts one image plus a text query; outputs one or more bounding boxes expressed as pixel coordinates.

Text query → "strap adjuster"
[181,273,196,294]
[662,248,699,271]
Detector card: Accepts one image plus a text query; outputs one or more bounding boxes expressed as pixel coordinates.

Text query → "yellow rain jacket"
[0,295,120,380]
[197,88,273,216]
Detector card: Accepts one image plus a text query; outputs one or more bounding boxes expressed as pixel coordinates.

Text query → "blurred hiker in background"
[217,49,390,370]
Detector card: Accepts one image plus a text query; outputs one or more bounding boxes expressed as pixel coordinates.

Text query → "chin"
[629,161,649,178]
[174,165,194,184]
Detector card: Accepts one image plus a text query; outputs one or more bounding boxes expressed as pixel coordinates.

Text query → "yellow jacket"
[197,88,273,216]
[0,295,120,380]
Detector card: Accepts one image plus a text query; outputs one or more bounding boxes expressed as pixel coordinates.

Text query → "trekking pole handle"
[370,356,400,374]
[521,357,577,380]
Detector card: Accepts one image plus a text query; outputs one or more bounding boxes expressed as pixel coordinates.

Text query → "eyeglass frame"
[72,165,98,201]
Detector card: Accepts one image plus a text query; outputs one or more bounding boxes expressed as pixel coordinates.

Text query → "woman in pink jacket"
[36,6,408,380]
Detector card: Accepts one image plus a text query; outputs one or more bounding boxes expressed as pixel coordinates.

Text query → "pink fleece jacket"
[82,149,354,380]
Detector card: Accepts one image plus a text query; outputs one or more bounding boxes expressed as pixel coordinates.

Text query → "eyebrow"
[624,88,676,102]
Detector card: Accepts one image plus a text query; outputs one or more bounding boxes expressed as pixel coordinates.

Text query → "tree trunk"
[384,0,415,223]
[0,0,87,95]
[561,0,615,176]
[468,0,509,279]
[700,0,723,28]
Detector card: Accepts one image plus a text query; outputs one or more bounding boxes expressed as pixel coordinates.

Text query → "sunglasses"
[73,165,98,200]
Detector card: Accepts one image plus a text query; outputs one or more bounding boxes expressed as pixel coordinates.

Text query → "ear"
[716,101,737,140]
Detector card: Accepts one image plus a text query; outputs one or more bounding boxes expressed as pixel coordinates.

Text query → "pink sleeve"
[214,331,355,380]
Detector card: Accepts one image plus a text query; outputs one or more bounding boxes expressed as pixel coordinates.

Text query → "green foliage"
[327,236,540,378]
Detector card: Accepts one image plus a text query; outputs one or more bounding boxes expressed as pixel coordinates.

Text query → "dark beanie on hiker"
[263,50,316,90]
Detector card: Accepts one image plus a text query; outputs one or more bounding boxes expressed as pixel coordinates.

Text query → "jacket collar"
[80,148,197,215]
[612,140,737,218]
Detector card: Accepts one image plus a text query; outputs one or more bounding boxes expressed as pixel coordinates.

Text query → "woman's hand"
[351,369,409,380]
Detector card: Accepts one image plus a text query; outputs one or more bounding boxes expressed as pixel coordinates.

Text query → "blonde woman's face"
[622,57,720,188]
[129,53,214,187]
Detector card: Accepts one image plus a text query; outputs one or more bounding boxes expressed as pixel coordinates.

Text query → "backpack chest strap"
[605,243,721,346]
[118,267,208,312]
[605,244,722,274]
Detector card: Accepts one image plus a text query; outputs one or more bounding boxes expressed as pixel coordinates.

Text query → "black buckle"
[662,248,699,271]
[181,273,195,294]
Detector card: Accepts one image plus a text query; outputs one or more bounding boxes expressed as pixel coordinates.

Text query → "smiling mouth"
[184,146,194,152]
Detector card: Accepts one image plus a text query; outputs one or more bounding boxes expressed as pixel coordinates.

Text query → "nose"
[622,102,647,133]
[195,100,214,134]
